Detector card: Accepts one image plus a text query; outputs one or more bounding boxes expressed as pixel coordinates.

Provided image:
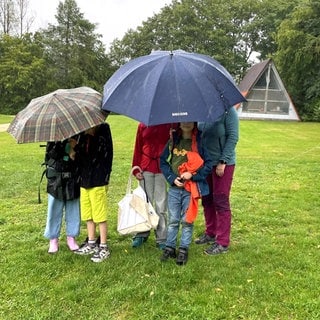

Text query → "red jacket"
[132,123,175,174]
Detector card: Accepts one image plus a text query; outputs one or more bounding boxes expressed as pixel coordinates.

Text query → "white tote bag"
[117,166,159,235]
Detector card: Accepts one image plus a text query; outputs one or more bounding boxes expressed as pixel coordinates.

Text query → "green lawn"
[1,115,320,319]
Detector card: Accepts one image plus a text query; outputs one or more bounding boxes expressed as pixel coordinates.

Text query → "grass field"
[1,115,320,319]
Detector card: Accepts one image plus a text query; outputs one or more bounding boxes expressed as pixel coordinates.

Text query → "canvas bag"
[117,166,159,235]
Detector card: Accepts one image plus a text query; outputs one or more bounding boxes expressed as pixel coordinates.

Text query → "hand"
[180,172,192,180]
[68,138,78,148]
[174,177,184,187]
[216,163,226,177]
[135,172,144,180]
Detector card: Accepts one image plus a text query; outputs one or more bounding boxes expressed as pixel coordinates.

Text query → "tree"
[0,0,15,34]
[275,0,320,121]
[0,34,48,114]
[0,0,33,36]
[108,0,299,80]
[40,0,111,91]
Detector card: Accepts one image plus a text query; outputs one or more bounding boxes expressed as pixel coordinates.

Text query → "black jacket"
[45,140,80,201]
[75,123,113,188]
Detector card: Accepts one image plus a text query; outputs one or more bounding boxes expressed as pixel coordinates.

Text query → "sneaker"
[204,243,228,255]
[160,246,177,261]
[132,236,147,248]
[156,242,166,250]
[67,236,79,251]
[176,247,188,266]
[195,234,215,245]
[74,243,97,255]
[48,238,58,254]
[91,246,111,263]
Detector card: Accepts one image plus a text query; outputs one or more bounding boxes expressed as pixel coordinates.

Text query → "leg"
[90,185,108,242]
[201,169,217,237]
[65,198,80,237]
[179,190,193,250]
[153,173,168,245]
[213,165,235,247]
[44,194,64,239]
[165,187,182,249]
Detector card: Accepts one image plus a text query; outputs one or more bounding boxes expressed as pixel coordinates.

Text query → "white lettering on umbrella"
[172,112,188,116]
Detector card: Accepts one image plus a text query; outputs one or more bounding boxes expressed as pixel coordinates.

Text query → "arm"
[220,107,239,163]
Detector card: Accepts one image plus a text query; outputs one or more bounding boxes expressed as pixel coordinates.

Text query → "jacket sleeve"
[102,123,113,180]
[160,141,178,186]
[220,107,239,162]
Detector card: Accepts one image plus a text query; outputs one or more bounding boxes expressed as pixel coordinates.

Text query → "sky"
[28,0,173,47]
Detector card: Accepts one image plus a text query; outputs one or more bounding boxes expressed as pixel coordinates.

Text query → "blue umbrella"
[102,50,246,125]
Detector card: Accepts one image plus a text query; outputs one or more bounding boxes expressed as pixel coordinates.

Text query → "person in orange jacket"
[160,122,213,265]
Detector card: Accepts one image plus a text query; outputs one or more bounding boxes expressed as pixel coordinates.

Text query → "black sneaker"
[176,247,188,266]
[160,246,176,261]
[195,234,215,245]
[204,243,228,255]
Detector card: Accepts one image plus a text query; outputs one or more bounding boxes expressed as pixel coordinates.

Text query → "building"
[236,59,300,121]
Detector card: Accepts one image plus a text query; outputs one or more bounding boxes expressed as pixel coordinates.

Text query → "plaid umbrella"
[7,87,108,143]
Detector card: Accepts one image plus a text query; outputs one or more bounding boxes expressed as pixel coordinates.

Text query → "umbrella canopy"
[102,50,246,125]
[7,86,108,143]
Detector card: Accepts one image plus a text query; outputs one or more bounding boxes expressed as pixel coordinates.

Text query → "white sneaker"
[90,246,111,262]
[74,243,97,255]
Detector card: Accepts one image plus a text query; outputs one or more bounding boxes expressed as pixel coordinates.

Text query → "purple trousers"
[201,165,235,247]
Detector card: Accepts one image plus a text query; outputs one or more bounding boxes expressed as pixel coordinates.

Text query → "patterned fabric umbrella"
[7,87,108,143]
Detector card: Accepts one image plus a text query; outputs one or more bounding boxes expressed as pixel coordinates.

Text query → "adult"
[131,123,174,249]
[196,107,239,255]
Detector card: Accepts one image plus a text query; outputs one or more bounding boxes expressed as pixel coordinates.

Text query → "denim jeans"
[44,194,80,239]
[166,187,194,249]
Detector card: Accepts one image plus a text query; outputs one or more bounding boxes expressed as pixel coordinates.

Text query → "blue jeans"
[44,194,80,239]
[166,187,194,249]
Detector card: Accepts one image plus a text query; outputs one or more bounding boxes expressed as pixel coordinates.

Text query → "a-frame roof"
[236,59,300,121]
[238,59,271,95]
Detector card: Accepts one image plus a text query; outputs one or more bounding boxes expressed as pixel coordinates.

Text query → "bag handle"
[126,166,151,204]
[126,166,143,194]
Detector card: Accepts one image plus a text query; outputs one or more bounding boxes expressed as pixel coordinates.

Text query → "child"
[44,138,81,253]
[72,123,113,263]
[160,122,213,265]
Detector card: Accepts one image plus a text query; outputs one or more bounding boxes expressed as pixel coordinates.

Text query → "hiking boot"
[160,246,177,261]
[132,236,148,248]
[74,242,97,255]
[91,246,111,263]
[204,243,228,255]
[195,234,215,245]
[176,247,188,266]
[48,238,58,254]
[67,236,79,251]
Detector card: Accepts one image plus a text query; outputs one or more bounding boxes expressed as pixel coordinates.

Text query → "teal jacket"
[198,107,239,166]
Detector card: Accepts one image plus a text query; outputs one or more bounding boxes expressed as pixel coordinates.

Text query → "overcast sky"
[28,0,172,47]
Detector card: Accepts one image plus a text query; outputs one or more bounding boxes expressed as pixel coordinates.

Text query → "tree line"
[0,0,319,121]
